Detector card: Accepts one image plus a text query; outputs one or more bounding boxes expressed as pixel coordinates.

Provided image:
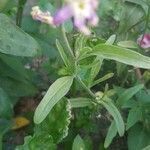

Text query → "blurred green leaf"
[128,124,150,150]
[105,34,116,45]
[142,145,150,150]
[117,84,144,106]
[16,135,56,150]
[117,41,138,49]
[0,13,39,57]
[0,87,13,118]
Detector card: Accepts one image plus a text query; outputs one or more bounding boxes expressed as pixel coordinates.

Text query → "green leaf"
[105,34,116,45]
[117,41,138,49]
[128,124,150,150]
[34,76,73,124]
[56,39,70,67]
[142,145,150,150]
[16,135,56,150]
[125,0,148,14]
[72,135,85,150]
[0,13,39,57]
[91,73,114,87]
[126,106,142,130]
[87,57,103,87]
[104,121,117,148]
[117,84,144,106]
[0,119,12,149]
[0,54,29,79]
[35,98,71,143]
[92,44,150,69]
[100,98,125,136]
[0,87,13,118]
[69,97,92,108]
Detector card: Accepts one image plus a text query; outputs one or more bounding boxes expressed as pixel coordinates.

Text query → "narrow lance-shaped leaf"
[56,39,70,67]
[92,44,150,69]
[100,98,125,136]
[0,13,39,57]
[34,76,73,124]
[117,84,144,106]
[104,120,117,148]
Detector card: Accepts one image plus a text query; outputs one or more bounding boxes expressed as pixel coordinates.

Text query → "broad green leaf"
[92,44,150,69]
[104,121,117,148]
[69,97,92,108]
[0,54,29,79]
[117,41,138,49]
[100,98,125,136]
[72,135,85,150]
[0,77,37,98]
[34,76,73,124]
[128,124,150,150]
[0,13,39,57]
[0,119,12,149]
[136,90,150,103]
[125,0,148,14]
[142,145,150,150]
[126,106,142,130]
[117,84,144,106]
[16,135,56,150]
[91,73,114,87]
[35,98,71,143]
[0,87,13,118]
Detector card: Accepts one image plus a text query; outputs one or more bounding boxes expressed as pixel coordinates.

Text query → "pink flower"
[53,0,99,35]
[31,0,99,35]
[137,34,150,49]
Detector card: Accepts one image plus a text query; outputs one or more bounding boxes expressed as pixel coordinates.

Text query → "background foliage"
[0,0,150,150]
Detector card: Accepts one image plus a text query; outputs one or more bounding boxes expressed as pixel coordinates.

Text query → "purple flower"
[53,0,99,35]
[137,34,150,49]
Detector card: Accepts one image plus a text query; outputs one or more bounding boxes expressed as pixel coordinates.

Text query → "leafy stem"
[16,0,27,27]
[61,28,96,100]
[75,76,96,99]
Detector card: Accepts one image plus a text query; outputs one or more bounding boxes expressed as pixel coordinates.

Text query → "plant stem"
[61,26,96,100]
[75,76,96,99]
[16,0,27,27]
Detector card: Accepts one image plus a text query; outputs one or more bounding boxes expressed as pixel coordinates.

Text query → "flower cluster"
[31,0,99,35]
[31,6,54,26]
[137,34,150,49]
